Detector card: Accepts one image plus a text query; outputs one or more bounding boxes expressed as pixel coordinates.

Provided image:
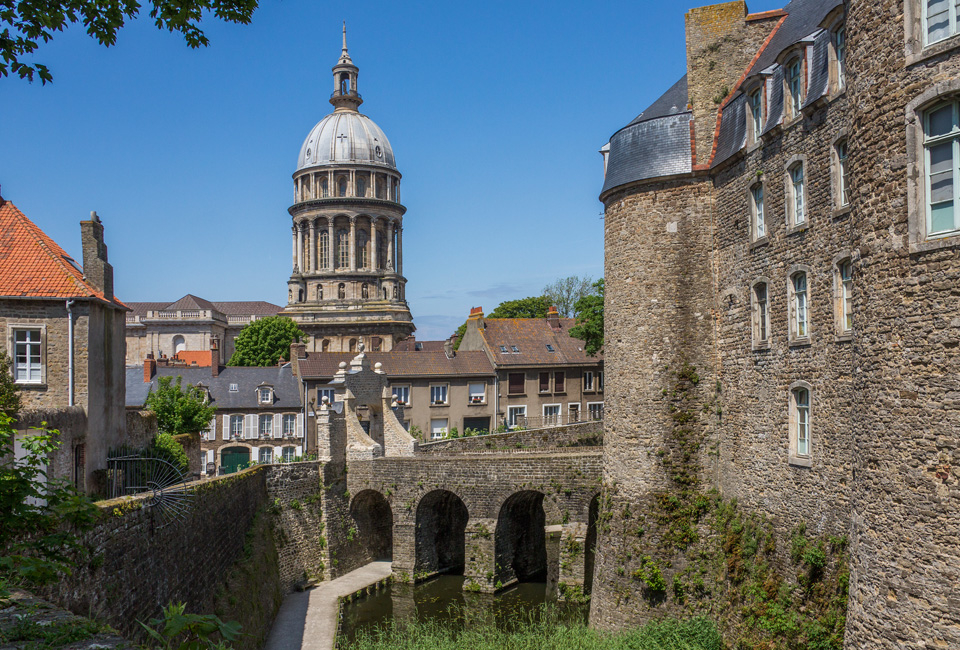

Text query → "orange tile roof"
[174,351,213,367]
[478,318,603,367]
[0,200,125,307]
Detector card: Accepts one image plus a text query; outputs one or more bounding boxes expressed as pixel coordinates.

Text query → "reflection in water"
[338,575,589,646]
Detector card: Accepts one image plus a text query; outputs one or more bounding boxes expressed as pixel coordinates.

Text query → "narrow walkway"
[263,561,392,650]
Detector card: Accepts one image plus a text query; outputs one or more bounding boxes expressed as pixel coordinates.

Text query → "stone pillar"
[557,522,588,601]
[349,216,357,271]
[296,223,303,273]
[387,220,395,272]
[308,219,316,273]
[392,521,416,582]
[371,217,380,271]
[291,226,298,272]
[464,518,498,593]
[327,216,335,269]
[397,223,403,276]
[350,170,356,197]
[545,525,563,599]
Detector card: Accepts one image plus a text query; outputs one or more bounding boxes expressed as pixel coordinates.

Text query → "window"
[258,387,272,404]
[925,100,960,236]
[508,373,525,394]
[588,402,604,420]
[837,259,854,334]
[282,446,296,462]
[786,57,803,118]
[752,282,770,346]
[499,345,508,353]
[543,404,561,425]
[13,328,42,383]
[230,415,243,438]
[201,419,214,441]
[568,403,581,422]
[430,418,448,440]
[511,345,520,353]
[507,406,526,428]
[788,163,806,226]
[539,372,550,393]
[598,371,604,391]
[357,176,367,197]
[392,385,410,405]
[259,414,273,437]
[790,272,809,340]
[751,183,766,239]
[554,372,565,393]
[318,387,336,405]
[229,383,239,392]
[430,384,448,405]
[338,177,347,197]
[357,230,369,268]
[259,447,273,464]
[468,382,485,404]
[584,371,595,391]
[321,177,329,197]
[283,414,297,437]
[925,0,960,45]
[790,385,811,463]
[836,140,850,207]
[834,27,846,90]
[319,230,330,269]
[546,344,555,352]
[749,87,764,142]
[337,230,350,268]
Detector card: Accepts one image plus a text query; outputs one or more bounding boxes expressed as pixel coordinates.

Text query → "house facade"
[0,199,127,492]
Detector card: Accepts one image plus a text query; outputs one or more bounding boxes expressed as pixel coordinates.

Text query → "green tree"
[145,375,217,436]
[569,278,604,356]
[488,296,549,319]
[1,0,259,83]
[227,316,304,367]
[543,275,597,317]
[0,352,22,418]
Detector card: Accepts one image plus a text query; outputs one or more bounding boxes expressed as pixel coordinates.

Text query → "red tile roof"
[478,318,602,366]
[174,351,213,367]
[393,339,448,352]
[298,350,494,379]
[0,200,125,307]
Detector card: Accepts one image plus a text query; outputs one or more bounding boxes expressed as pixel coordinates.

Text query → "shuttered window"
[554,372,565,393]
[508,373,525,394]
[539,372,550,393]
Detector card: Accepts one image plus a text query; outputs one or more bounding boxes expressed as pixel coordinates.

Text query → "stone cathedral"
[282,27,414,353]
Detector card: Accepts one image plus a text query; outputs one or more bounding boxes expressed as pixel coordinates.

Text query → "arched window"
[376,176,384,198]
[357,176,367,197]
[836,258,853,334]
[382,287,388,300]
[319,230,330,269]
[338,177,348,197]
[361,283,369,299]
[317,285,323,301]
[322,339,330,352]
[787,161,806,226]
[298,288,304,302]
[357,230,369,268]
[789,384,812,464]
[321,177,329,197]
[789,271,809,341]
[338,283,346,300]
[752,281,770,347]
[349,338,358,352]
[377,230,387,269]
[785,56,804,118]
[337,229,350,268]
[340,73,350,95]
[173,335,186,355]
[393,286,399,299]
[750,182,765,240]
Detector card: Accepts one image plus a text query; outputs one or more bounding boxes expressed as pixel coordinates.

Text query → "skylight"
[546,344,555,352]
[229,383,239,392]
[500,345,508,353]
[511,346,520,353]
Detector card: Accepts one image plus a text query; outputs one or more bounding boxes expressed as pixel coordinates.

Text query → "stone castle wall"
[415,421,603,454]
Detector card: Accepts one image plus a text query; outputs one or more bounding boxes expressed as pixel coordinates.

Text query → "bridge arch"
[415,489,469,578]
[495,490,547,588]
[350,489,393,562]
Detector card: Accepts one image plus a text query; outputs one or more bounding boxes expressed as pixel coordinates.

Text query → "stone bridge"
[315,348,603,597]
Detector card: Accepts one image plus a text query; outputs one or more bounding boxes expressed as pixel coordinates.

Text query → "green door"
[221,447,250,474]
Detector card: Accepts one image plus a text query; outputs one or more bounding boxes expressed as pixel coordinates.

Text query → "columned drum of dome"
[282,25,414,353]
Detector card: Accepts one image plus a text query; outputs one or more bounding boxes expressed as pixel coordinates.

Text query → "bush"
[151,433,189,473]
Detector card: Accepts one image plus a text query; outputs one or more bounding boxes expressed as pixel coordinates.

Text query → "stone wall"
[14,406,87,488]
[125,409,157,450]
[415,421,603,455]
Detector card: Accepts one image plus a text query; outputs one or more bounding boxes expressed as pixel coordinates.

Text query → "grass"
[344,613,722,650]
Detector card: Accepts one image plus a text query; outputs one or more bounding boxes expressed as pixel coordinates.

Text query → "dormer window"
[749,87,764,142]
[834,27,846,91]
[786,57,804,118]
[229,383,239,392]
[258,387,273,404]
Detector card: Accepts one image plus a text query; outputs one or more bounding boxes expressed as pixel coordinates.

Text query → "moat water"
[337,575,589,646]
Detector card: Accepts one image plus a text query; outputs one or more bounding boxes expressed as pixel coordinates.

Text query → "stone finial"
[374,361,384,374]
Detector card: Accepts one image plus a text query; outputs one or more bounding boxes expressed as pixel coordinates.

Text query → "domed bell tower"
[282,25,414,353]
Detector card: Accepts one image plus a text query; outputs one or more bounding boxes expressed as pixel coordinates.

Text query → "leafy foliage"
[488,296,550,319]
[140,601,242,650]
[1,0,259,83]
[151,432,189,473]
[227,316,304,367]
[146,375,217,436]
[543,275,597,317]
[0,351,21,417]
[569,279,604,356]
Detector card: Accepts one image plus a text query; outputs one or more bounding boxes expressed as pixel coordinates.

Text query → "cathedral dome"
[296,111,397,173]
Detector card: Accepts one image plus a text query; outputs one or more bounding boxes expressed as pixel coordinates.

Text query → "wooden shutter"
[539,372,550,393]
[555,372,565,393]
[222,415,230,440]
[509,373,524,394]
[244,414,256,439]
[296,413,304,438]
[274,413,282,438]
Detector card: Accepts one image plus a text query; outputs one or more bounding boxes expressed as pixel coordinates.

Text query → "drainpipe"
[65,299,75,406]
[493,374,500,430]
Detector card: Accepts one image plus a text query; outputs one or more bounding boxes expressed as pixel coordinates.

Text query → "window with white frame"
[568,403,581,422]
[788,163,806,226]
[430,384,448,405]
[283,414,297,437]
[752,282,770,346]
[925,100,960,236]
[230,415,243,438]
[791,386,811,461]
[391,385,410,406]
[751,183,766,239]
[834,27,846,90]
[598,371,604,391]
[259,447,273,464]
[282,446,296,462]
[468,382,485,404]
[430,418,448,440]
[588,402,604,420]
[259,414,273,437]
[318,387,336,405]
[258,387,273,404]
[786,57,803,118]
[507,405,526,428]
[201,418,214,441]
[836,139,850,207]
[925,0,960,45]
[790,272,809,340]
[583,371,595,392]
[13,328,42,383]
[750,87,764,142]
[543,404,561,425]
[837,259,854,334]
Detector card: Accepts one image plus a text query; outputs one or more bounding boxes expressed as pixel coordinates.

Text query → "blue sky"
[0,0,785,340]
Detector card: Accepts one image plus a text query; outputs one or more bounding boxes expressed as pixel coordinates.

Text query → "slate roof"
[126,298,283,319]
[477,318,602,367]
[744,0,842,79]
[165,294,217,312]
[0,200,125,307]
[626,75,689,126]
[125,364,303,409]
[297,350,494,379]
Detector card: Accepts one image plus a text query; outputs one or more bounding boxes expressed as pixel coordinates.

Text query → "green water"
[337,576,589,646]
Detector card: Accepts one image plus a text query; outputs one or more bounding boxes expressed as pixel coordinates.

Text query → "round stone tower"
[283,25,414,353]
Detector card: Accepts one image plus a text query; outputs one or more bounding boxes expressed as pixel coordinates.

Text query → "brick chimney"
[469,306,484,327]
[144,354,156,383]
[211,339,220,377]
[79,211,114,301]
[547,305,561,331]
[290,341,307,377]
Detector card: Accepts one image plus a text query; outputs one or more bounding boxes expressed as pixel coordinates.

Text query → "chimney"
[469,306,484,327]
[211,339,221,377]
[79,211,114,301]
[547,305,561,331]
[290,341,307,377]
[444,338,455,359]
[144,354,156,383]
